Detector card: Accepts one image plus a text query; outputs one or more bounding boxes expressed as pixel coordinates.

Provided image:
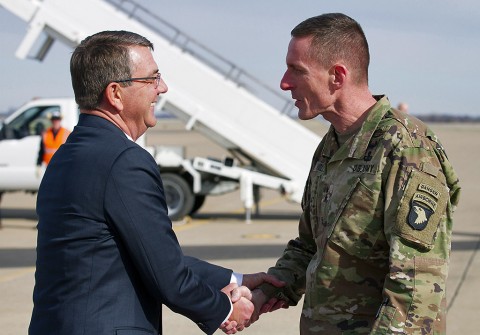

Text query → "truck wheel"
[161,173,194,221]
[190,195,206,215]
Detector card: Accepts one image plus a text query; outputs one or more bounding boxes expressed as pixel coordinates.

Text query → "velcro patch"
[408,201,433,230]
[394,169,448,249]
[348,164,378,174]
[412,192,437,211]
[313,161,325,172]
[418,183,440,199]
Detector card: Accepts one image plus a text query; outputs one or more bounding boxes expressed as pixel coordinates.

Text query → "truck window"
[2,105,59,140]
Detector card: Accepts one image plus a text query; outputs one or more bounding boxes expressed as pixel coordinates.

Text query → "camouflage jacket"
[262,96,461,334]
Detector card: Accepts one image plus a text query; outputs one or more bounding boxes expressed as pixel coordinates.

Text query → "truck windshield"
[0,105,60,140]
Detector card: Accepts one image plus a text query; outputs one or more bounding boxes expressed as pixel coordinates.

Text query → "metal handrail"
[104,0,295,115]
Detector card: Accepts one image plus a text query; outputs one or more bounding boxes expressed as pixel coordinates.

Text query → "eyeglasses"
[115,73,161,89]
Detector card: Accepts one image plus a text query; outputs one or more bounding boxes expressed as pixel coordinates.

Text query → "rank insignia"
[408,200,433,231]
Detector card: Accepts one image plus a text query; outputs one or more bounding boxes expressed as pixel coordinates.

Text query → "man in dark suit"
[29,30,280,335]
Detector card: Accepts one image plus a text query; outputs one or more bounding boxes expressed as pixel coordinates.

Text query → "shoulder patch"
[394,170,449,249]
[418,183,440,199]
[412,192,437,211]
[407,200,433,230]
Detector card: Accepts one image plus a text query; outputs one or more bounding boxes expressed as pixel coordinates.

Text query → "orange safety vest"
[42,127,71,164]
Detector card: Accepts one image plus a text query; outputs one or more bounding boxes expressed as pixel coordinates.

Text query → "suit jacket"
[29,113,232,335]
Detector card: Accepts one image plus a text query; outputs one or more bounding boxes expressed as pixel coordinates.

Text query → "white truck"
[0,97,297,221]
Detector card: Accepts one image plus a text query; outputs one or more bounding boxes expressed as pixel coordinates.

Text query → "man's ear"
[104,82,124,111]
[330,64,347,89]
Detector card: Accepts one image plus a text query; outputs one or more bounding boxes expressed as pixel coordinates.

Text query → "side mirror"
[0,121,5,140]
[0,122,16,140]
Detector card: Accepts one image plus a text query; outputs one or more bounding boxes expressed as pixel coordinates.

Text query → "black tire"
[189,195,206,215]
[161,173,194,221]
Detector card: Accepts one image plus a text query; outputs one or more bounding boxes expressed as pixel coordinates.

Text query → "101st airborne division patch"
[407,192,437,231]
[395,175,448,249]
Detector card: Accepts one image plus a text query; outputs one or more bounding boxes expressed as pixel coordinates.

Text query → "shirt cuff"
[222,272,243,325]
[222,299,234,325]
[230,272,243,285]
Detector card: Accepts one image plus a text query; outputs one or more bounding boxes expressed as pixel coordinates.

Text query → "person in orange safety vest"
[36,110,71,175]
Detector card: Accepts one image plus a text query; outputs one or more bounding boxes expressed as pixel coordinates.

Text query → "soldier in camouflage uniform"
[250,13,460,335]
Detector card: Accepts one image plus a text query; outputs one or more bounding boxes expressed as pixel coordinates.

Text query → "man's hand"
[248,288,268,326]
[229,297,253,331]
[246,289,289,327]
[220,320,238,334]
[242,272,285,290]
[230,285,252,302]
[259,296,288,315]
[220,284,254,333]
[220,273,286,332]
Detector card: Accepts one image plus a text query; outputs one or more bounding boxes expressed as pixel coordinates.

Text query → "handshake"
[220,272,288,334]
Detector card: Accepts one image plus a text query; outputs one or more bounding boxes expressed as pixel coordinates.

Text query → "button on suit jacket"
[29,113,232,335]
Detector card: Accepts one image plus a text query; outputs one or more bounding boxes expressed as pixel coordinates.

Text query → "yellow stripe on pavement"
[173,219,211,232]
[0,266,35,283]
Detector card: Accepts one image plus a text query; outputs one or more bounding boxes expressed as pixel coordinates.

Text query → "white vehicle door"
[0,105,59,191]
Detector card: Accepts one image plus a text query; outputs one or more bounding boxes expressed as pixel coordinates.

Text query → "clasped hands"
[220,273,288,334]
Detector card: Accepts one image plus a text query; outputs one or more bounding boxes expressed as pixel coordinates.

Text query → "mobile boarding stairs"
[0,0,321,220]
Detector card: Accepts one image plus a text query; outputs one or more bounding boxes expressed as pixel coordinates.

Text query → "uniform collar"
[321,95,391,162]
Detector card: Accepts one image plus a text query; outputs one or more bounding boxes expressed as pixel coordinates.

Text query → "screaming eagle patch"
[394,169,449,249]
[408,199,434,230]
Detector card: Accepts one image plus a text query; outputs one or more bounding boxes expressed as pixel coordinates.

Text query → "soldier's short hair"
[292,13,370,85]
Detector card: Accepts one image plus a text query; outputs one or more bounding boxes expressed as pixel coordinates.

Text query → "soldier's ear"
[330,64,347,89]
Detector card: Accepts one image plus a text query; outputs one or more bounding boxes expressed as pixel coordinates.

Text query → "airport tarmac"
[0,120,479,334]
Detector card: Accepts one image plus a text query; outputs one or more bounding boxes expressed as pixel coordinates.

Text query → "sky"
[1,0,479,116]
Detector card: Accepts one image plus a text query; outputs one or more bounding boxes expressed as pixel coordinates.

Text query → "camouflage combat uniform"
[261,96,460,334]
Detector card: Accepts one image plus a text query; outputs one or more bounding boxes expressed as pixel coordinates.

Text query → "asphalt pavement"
[1,122,479,334]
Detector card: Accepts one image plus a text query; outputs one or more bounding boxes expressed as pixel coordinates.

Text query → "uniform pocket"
[329,178,381,260]
[410,257,447,324]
